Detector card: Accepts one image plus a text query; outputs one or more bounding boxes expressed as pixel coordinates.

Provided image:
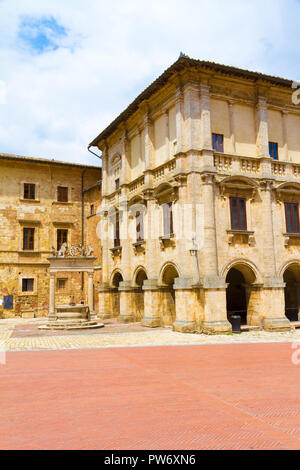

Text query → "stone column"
[173,277,196,333]
[141,280,161,327]
[256,96,269,158]
[262,285,291,331]
[49,272,56,319]
[88,272,96,319]
[118,281,135,323]
[201,173,231,334]
[98,283,113,319]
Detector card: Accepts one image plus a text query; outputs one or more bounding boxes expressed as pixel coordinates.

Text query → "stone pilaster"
[174,87,184,154]
[256,96,269,158]
[118,281,135,323]
[228,100,236,153]
[200,83,212,151]
[120,131,130,185]
[200,173,231,334]
[98,283,113,319]
[262,285,291,331]
[141,279,161,327]
[281,110,289,161]
[183,82,201,152]
[173,277,196,333]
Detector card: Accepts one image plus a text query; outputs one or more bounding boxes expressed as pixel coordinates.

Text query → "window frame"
[23,183,36,200]
[57,186,69,203]
[57,229,68,251]
[136,211,144,242]
[23,227,35,251]
[212,133,224,153]
[269,142,279,161]
[163,202,174,237]
[285,202,300,234]
[22,278,34,293]
[230,197,247,231]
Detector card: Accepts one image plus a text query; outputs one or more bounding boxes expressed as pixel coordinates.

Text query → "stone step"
[38,321,104,331]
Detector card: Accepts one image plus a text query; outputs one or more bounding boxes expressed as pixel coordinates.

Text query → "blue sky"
[0,0,300,165]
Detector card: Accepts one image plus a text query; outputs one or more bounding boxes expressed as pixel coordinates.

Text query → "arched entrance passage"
[134,268,148,321]
[283,264,300,322]
[111,271,123,317]
[226,264,256,326]
[160,264,179,326]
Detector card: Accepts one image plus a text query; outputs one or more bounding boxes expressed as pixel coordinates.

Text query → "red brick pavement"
[1,342,300,450]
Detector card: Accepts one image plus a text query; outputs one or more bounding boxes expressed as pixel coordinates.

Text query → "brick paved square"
[1,342,300,450]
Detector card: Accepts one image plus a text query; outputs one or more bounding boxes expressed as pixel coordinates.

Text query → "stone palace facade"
[89,56,300,334]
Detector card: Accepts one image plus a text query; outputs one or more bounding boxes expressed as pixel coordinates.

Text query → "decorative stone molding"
[132,240,146,255]
[283,233,300,247]
[227,230,255,246]
[110,246,122,258]
[159,234,175,250]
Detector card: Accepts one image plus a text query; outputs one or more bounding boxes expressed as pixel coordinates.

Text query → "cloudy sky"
[0,0,300,166]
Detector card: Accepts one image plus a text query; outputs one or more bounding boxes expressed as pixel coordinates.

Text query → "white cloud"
[0,0,299,166]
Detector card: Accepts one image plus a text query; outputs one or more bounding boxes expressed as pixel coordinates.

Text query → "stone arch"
[281,261,300,322]
[158,262,180,326]
[110,270,124,318]
[221,259,260,284]
[132,266,148,287]
[159,262,180,286]
[279,259,300,278]
[110,269,124,288]
[223,260,258,326]
[132,266,148,321]
[219,175,259,189]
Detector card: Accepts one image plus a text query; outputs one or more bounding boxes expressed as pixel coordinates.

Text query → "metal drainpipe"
[81,168,87,293]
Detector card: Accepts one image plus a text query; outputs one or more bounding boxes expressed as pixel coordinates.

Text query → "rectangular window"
[269,142,278,160]
[57,186,68,202]
[57,229,68,251]
[22,278,34,292]
[57,278,67,290]
[23,228,35,250]
[136,211,144,242]
[212,134,224,153]
[115,178,120,190]
[230,197,247,231]
[285,202,300,233]
[90,204,94,216]
[24,183,35,200]
[163,202,174,237]
[114,211,120,247]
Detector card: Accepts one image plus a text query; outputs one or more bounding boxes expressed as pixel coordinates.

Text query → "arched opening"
[134,269,148,321]
[160,264,179,326]
[226,264,256,326]
[283,264,300,322]
[111,272,123,317]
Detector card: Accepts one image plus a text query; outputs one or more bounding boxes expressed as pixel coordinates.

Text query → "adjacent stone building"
[0,153,101,318]
[89,56,300,334]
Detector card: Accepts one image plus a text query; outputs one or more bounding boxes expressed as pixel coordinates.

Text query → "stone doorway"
[111,272,123,317]
[134,269,148,321]
[283,264,300,322]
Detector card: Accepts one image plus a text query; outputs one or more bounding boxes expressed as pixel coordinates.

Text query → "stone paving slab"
[1,318,300,351]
